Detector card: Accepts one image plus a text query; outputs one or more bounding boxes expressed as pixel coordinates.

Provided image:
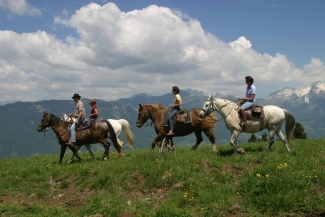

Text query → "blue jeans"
[240,101,255,110]
[70,118,83,143]
[168,107,180,131]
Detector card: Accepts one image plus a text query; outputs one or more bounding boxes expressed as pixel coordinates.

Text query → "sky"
[0,0,324,103]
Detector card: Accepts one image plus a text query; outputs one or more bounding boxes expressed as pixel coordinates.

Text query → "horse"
[61,113,134,163]
[136,104,218,152]
[36,112,124,163]
[199,95,296,154]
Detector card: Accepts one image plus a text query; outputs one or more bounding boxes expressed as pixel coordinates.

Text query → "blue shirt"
[246,84,256,102]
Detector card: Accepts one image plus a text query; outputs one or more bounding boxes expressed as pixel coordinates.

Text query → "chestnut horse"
[36,112,123,163]
[136,104,218,152]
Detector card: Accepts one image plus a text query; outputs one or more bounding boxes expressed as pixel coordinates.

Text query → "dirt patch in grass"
[202,161,259,175]
[0,175,92,210]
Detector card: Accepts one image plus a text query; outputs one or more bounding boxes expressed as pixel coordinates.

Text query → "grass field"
[0,138,325,217]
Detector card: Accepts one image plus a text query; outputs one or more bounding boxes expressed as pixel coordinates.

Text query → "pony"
[36,112,124,163]
[199,95,296,154]
[61,114,134,163]
[136,104,218,152]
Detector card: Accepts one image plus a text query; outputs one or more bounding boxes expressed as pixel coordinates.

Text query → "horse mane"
[50,114,64,124]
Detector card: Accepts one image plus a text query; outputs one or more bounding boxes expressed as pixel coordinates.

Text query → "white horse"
[61,114,134,163]
[199,95,296,154]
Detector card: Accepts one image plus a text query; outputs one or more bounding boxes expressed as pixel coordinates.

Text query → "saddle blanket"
[164,109,192,126]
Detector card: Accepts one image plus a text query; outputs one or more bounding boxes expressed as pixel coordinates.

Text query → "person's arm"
[75,110,83,123]
[90,108,98,117]
[239,94,255,101]
[173,95,182,107]
[174,99,182,107]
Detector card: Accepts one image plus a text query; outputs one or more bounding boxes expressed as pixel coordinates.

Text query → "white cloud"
[0,0,41,16]
[0,2,324,102]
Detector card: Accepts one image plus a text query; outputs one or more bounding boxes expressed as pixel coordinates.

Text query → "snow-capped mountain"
[265,82,325,104]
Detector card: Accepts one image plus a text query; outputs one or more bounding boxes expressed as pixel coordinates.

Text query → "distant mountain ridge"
[265,82,325,103]
[0,82,325,159]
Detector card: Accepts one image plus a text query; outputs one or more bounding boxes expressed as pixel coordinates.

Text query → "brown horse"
[36,112,123,164]
[136,104,218,152]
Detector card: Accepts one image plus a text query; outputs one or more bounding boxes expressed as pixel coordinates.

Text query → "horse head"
[136,104,150,128]
[200,94,215,118]
[37,112,51,132]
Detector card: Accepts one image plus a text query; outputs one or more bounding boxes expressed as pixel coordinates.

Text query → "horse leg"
[85,144,95,159]
[100,140,110,161]
[67,144,82,164]
[276,130,291,152]
[203,128,218,153]
[230,131,243,154]
[151,134,165,152]
[67,145,83,162]
[267,130,275,150]
[59,144,67,164]
[191,131,203,151]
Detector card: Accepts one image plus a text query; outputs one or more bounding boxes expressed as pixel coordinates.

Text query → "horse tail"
[283,109,296,141]
[118,119,134,148]
[105,120,121,153]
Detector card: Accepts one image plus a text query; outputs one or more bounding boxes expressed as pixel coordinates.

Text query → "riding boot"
[239,110,247,130]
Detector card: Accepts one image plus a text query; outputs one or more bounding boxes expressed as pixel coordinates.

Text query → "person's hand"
[238,98,242,101]
[75,119,79,124]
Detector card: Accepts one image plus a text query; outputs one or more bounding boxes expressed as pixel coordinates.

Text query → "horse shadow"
[217,145,265,157]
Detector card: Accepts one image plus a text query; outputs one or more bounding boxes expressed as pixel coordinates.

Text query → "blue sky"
[0,0,324,102]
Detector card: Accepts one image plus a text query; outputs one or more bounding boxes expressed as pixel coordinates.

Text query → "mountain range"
[0,82,324,159]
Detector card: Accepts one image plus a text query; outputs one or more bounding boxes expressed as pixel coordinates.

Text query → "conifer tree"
[293,122,307,139]
[248,133,257,143]
[261,133,268,141]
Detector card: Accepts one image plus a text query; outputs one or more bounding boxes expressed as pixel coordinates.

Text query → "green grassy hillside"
[0,139,324,217]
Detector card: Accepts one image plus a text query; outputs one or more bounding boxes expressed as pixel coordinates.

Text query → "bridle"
[137,106,152,127]
[201,96,218,118]
[201,96,238,122]
[38,114,68,137]
[137,105,163,127]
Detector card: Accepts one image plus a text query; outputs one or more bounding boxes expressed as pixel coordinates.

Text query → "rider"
[238,76,256,129]
[88,99,98,120]
[166,86,182,136]
[66,93,86,147]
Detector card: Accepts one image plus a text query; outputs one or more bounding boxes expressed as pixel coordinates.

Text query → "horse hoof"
[118,153,125,157]
[103,157,108,161]
[66,160,73,164]
[212,145,218,153]
[237,148,245,154]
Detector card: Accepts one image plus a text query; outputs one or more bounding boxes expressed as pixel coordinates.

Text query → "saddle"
[164,109,192,126]
[69,118,91,131]
[243,104,265,120]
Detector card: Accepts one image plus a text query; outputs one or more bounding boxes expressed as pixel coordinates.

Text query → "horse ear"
[139,104,142,109]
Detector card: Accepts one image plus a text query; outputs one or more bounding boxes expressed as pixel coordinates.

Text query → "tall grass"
[0,139,324,216]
